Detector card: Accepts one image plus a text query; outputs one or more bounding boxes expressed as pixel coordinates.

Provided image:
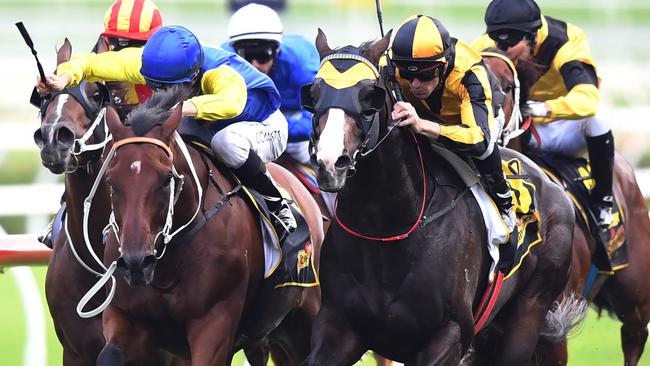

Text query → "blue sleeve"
[286,109,313,142]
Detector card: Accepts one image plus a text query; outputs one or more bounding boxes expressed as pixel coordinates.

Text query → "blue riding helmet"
[140,25,204,84]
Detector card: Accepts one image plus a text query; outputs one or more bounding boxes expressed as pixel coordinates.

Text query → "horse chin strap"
[77,132,203,318]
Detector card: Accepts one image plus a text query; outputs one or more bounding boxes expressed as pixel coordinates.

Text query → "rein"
[334,129,428,241]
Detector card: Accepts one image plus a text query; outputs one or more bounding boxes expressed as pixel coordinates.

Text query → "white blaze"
[316,108,346,173]
[49,94,70,143]
[130,160,141,175]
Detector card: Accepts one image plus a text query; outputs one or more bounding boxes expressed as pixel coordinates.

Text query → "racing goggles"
[396,63,445,82]
[236,44,276,64]
[107,37,145,51]
[488,30,533,51]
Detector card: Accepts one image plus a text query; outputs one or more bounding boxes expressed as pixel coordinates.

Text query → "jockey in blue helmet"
[37,25,297,236]
[224,3,319,165]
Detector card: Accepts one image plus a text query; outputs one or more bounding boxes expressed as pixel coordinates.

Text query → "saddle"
[177,117,318,286]
[531,153,628,273]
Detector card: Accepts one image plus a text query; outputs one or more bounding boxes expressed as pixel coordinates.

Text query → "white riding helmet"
[228,3,283,45]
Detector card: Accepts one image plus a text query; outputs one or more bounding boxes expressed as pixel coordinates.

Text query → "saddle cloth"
[533,153,627,273]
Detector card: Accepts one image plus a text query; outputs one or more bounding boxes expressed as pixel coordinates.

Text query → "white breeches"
[527,115,611,158]
[211,109,288,168]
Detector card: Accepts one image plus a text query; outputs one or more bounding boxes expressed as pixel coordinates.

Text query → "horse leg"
[98,307,160,365]
[412,320,464,366]
[302,308,366,366]
[493,295,550,366]
[621,314,649,366]
[244,339,271,366]
[187,300,245,366]
[530,339,568,366]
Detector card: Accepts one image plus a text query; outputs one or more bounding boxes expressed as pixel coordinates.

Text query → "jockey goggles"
[234,41,278,64]
[488,30,534,51]
[396,63,445,82]
[145,75,197,91]
[106,37,146,51]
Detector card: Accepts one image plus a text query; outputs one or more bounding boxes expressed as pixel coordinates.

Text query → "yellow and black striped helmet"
[391,15,451,69]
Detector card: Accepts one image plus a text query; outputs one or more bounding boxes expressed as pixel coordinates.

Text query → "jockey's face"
[250,52,276,75]
[407,77,439,100]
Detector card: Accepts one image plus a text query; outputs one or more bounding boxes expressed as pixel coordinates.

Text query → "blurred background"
[0,0,648,365]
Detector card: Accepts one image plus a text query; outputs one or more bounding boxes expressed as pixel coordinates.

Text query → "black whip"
[374,0,403,103]
[16,22,47,83]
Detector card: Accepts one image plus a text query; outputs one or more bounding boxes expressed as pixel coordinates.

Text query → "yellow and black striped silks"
[471,15,601,122]
[391,15,451,66]
[397,39,496,158]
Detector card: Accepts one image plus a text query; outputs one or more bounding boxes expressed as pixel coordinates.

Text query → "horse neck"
[337,115,426,229]
[168,139,207,225]
[62,156,110,255]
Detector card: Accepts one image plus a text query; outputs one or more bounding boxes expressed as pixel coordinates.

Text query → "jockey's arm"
[536,34,601,122]
[188,66,247,121]
[444,65,493,158]
[56,48,146,87]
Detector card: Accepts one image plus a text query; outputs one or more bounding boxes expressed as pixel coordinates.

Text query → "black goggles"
[488,30,532,50]
[107,37,145,52]
[397,64,444,82]
[236,45,276,64]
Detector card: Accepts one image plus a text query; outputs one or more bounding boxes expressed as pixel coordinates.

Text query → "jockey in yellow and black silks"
[37,25,297,238]
[472,0,615,228]
[388,15,517,263]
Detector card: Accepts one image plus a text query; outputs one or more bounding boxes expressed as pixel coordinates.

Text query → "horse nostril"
[33,129,45,149]
[335,155,352,169]
[141,255,157,270]
[55,126,75,149]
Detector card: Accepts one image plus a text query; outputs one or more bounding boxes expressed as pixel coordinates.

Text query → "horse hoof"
[97,342,126,366]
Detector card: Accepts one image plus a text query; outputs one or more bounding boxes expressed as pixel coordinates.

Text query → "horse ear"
[106,105,129,141]
[160,103,183,141]
[93,35,110,54]
[366,30,392,64]
[56,38,72,66]
[315,28,332,60]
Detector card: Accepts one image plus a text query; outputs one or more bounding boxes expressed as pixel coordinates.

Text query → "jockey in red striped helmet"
[99,0,163,104]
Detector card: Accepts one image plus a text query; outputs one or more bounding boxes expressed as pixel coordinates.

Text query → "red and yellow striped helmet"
[102,0,162,41]
[391,15,451,67]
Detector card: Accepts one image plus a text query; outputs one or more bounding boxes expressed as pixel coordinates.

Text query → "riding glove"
[522,101,549,118]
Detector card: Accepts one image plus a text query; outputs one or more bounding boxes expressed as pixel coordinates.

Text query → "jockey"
[223,3,319,165]
[37,0,163,248]
[97,0,163,104]
[472,0,615,228]
[36,25,297,238]
[389,15,517,266]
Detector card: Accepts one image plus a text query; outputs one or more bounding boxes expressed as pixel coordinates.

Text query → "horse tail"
[539,292,589,343]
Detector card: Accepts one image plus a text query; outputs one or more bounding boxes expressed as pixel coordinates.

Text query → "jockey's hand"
[522,101,550,118]
[392,101,422,132]
[181,100,197,118]
[36,73,71,95]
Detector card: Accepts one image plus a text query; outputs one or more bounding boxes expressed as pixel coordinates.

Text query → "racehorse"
[300,30,577,365]
[97,86,323,365]
[483,49,650,366]
[34,39,188,366]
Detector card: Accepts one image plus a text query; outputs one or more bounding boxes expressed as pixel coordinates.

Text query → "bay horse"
[300,30,577,365]
[97,86,323,365]
[483,49,650,366]
[35,39,187,365]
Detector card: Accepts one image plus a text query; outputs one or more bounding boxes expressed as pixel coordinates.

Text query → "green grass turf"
[0,264,647,365]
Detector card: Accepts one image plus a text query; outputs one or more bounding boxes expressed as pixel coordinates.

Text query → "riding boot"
[38,199,66,249]
[233,150,297,240]
[587,131,615,229]
[474,145,517,273]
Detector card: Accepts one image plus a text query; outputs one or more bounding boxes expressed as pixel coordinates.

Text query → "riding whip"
[16,22,48,107]
[373,0,403,103]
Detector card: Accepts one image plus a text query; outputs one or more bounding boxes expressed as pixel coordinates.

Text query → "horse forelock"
[126,85,191,137]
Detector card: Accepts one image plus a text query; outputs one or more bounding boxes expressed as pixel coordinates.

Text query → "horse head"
[301,29,391,192]
[104,86,191,286]
[34,39,110,174]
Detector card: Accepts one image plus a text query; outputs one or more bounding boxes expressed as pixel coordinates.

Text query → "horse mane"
[126,85,192,136]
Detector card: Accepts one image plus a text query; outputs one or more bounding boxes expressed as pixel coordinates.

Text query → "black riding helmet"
[485,0,542,34]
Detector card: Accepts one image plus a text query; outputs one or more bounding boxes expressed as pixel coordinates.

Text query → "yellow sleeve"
[189,65,247,121]
[470,34,496,53]
[56,48,146,86]
[541,30,600,121]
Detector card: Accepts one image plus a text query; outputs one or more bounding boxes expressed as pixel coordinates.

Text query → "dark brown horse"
[300,30,577,366]
[483,50,650,366]
[35,39,113,366]
[97,87,323,365]
[35,39,185,366]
